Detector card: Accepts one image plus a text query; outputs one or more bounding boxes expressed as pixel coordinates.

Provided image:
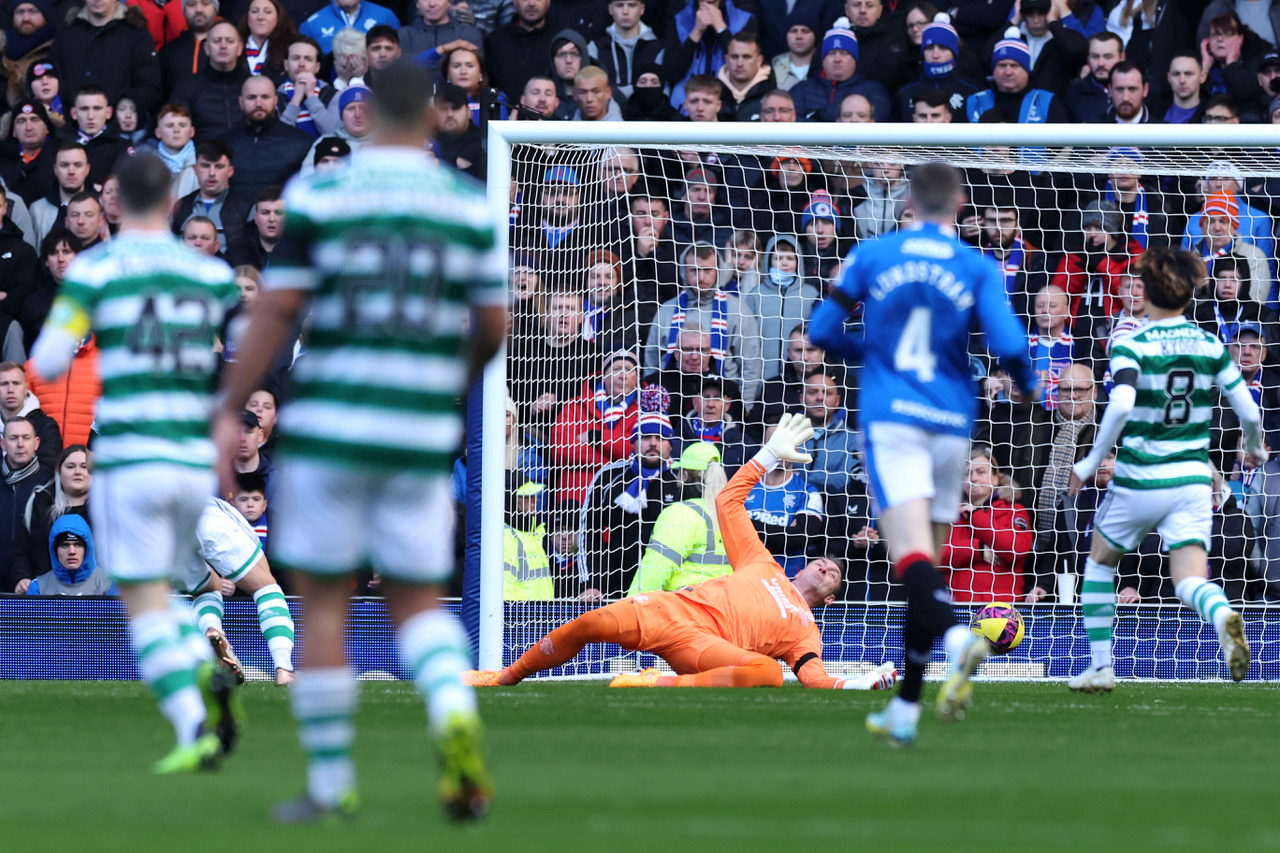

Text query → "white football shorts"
[860,421,970,524]
[269,457,455,583]
[1092,483,1212,553]
[197,497,264,585]
[91,463,214,591]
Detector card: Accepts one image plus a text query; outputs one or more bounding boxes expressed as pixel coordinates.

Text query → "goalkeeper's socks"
[253,584,296,672]
[1175,576,1232,634]
[131,609,206,746]
[398,609,478,737]
[1081,558,1116,669]
[193,591,224,636]
[292,667,359,808]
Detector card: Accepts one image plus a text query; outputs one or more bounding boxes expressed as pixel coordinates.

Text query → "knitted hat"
[313,136,351,161]
[821,17,858,61]
[1201,191,1240,231]
[26,60,56,88]
[632,411,674,441]
[12,98,53,132]
[800,189,840,232]
[602,348,639,371]
[338,85,371,114]
[783,6,821,36]
[992,27,1031,72]
[1205,159,1246,192]
[769,154,812,178]
[543,165,579,185]
[1081,200,1122,234]
[1106,146,1143,169]
[922,13,959,56]
[185,0,220,11]
[8,0,54,22]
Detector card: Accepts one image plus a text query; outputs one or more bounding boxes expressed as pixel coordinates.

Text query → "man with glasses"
[979,194,1047,322]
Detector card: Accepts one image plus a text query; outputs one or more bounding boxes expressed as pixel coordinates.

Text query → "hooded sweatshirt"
[28,513,115,595]
[589,22,664,99]
[549,28,591,104]
[741,235,819,379]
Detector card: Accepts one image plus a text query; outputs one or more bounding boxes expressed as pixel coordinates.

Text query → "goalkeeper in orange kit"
[466,414,898,690]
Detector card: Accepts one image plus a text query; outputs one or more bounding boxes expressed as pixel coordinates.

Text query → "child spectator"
[113,96,147,146]
[1195,192,1271,305]
[800,190,844,284]
[26,61,61,126]
[146,103,199,198]
[1030,284,1075,410]
[722,230,760,296]
[232,471,269,550]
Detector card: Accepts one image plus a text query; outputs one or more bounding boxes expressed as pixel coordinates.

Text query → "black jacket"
[47,5,163,116]
[158,29,211,98]
[0,459,49,588]
[850,15,911,93]
[484,18,557,101]
[217,115,313,200]
[171,63,253,143]
[0,140,55,207]
[436,123,487,181]
[58,126,131,189]
[578,457,684,597]
[171,188,253,256]
[0,219,41,336]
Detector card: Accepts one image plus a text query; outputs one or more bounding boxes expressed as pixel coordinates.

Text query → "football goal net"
[479,121,1280,682]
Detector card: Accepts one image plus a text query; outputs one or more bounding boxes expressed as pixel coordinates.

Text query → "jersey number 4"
[894,307,937,382]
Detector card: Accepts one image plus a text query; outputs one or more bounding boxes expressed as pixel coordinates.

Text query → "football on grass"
[970,603,1025,655]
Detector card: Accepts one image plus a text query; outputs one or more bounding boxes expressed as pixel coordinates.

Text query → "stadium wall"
[3,598,1278,681]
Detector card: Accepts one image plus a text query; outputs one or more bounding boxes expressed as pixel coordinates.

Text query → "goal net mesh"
[500,136,1280,681]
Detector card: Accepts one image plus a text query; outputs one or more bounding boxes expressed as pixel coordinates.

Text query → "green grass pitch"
[3,679,1280,853]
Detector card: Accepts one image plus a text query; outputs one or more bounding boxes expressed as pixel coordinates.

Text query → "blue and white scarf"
[615,458,669,514]
[686,416,723,442]
[664,289,728,374]
[984,238,1025,295]
[1105,182,1148,248]
[593,384,636,426]
[583,295,608,342]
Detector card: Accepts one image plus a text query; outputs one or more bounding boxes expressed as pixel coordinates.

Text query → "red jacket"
[941,498,1034,603]
[549,382,638,505]
[127,0,187,49]
[26,336,102,448]
[1050,238,1144,319]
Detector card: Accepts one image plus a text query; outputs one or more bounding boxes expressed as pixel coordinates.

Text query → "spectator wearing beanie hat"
[1196,192,1271,299]
[2,0,56,108]
[789,17,891,122]
[966,27,1068,123]
[898,12,982,121]
[622,62,683,120]
[25,60,62,126]
[0,99,58,207]
[578,409,683,598]
[994,0,1087,96]
[1183,160,1276,285]
[769,6,820,91]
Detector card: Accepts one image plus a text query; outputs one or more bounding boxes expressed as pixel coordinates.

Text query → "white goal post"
[479,121,1280,678]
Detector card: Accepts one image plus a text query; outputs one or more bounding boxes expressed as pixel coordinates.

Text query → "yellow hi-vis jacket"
[627,497,729,596]
[503,523,554,600]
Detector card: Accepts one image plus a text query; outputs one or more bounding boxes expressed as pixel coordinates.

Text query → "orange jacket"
[26,336,102,448]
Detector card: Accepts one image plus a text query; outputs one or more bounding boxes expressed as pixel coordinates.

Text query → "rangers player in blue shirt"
[809,161,1041,746]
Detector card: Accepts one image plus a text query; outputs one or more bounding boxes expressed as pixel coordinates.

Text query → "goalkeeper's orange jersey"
[629,458,837,686]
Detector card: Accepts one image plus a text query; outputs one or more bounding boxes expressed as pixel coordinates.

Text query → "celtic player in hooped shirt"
[30,153,242,774]
[214,60,505,824]
[1067,248,1267,693]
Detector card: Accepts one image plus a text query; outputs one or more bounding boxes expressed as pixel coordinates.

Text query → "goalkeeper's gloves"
[754,412,815,471]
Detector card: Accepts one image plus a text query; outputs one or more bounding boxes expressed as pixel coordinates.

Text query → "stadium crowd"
[0,0,1279,607]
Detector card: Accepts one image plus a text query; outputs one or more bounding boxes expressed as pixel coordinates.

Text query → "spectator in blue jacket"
[26,514,115,595]
[298,0,397,55]
[789,18,891,122]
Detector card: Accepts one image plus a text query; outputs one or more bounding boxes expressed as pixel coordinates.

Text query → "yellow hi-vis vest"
[503,523,554,600]
[627,497,729,596]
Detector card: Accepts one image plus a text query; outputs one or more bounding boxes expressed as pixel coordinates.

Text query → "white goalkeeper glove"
[755,412,814,471]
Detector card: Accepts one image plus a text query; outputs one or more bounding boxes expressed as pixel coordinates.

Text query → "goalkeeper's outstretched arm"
[715,414,816,569]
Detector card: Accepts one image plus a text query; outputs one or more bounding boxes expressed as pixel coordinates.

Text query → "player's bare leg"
[384,581,492,821]
[234,558,296,684]
[1170,546,1249,681]
[273,573,360,823]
